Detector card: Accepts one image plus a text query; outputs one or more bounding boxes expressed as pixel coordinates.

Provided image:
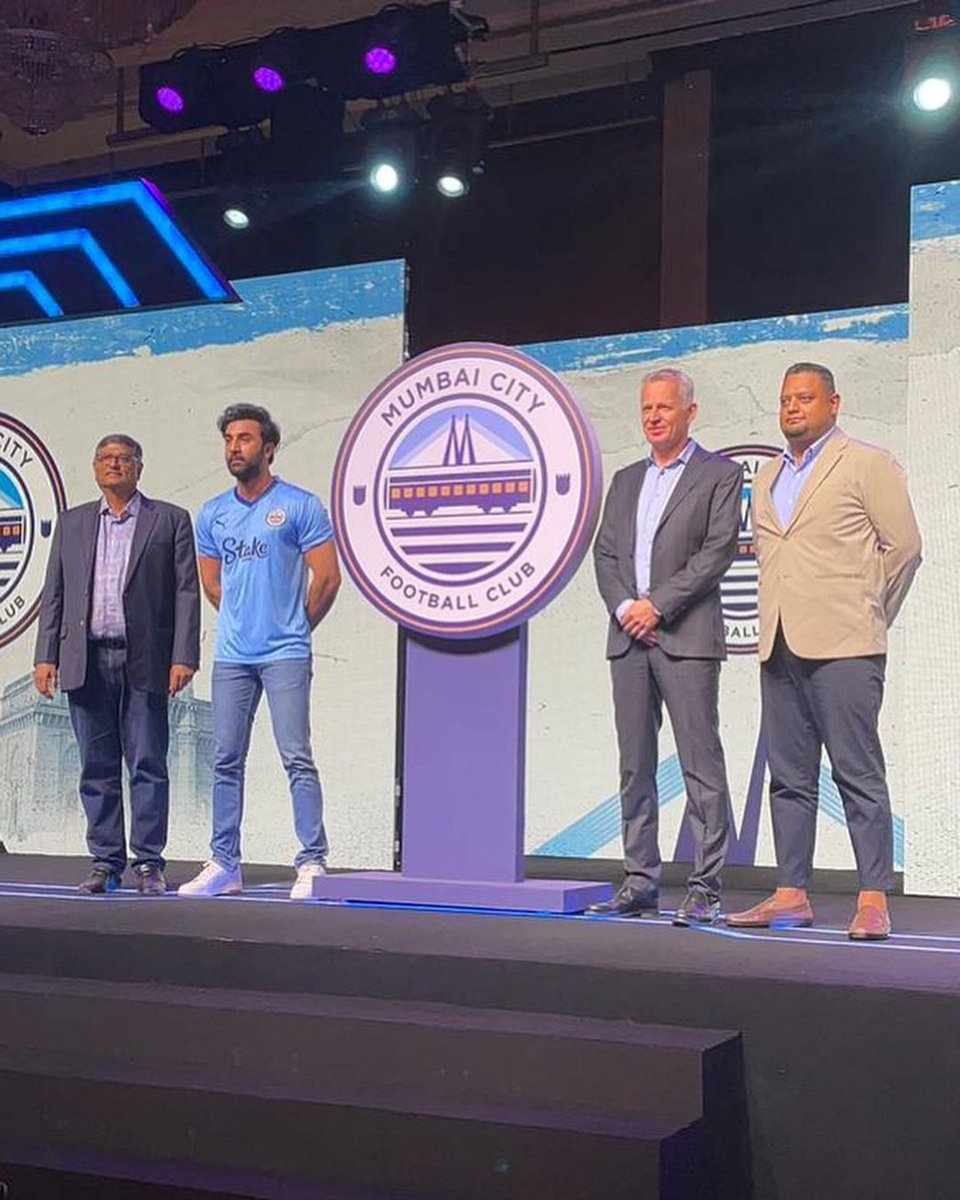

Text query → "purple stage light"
[252,65,285,93]
[364,45,397,76]
[155,85,185,114]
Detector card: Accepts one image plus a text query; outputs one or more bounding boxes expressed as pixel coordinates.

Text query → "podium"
[319,342,613,912]
[313,626,612,911]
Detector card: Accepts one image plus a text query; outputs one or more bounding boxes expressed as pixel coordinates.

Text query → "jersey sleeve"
[194,502,220,559]
[297,493,334,552]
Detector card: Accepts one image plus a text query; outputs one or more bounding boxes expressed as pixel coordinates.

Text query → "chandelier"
[0,1,198,134]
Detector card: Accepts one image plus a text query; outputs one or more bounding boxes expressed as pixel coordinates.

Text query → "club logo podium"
[325,343,612,911]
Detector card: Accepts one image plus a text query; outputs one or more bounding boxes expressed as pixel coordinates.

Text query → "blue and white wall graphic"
[0,260,405,871]
[521,305,911,879]
[903,180,960,897]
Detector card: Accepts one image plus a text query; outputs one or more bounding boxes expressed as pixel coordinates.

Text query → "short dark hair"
[94,434,142,461]
[783,362,836,394]
[217,404,280,448]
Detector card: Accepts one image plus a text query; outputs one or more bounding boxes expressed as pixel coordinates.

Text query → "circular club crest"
[718,443,781,655]
[333,343,602,638]
[0,413,66,649]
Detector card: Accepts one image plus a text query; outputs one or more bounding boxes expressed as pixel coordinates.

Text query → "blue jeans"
[68,642,169,876]
[210,658,327,872]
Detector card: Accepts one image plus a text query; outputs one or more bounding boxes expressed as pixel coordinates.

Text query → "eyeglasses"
[95,453,140,466]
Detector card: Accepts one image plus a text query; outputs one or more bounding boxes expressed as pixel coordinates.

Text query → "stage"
[0,855,957,1200]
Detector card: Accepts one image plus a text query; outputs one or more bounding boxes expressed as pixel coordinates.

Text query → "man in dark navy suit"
[33,434,200,895]
[590,369,742,925]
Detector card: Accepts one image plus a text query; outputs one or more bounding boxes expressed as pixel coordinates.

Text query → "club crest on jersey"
[266,507,287,528]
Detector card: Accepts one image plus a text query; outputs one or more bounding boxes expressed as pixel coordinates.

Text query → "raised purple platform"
[311,870,612,911]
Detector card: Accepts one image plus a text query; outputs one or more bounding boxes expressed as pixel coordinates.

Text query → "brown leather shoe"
[726,894,814,929]
[848,905,891,941]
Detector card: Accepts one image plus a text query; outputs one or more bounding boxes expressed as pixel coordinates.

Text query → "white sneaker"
[178,861,243,898]
[290,861,326,900]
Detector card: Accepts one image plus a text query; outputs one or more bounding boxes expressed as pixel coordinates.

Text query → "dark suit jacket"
[594,445,743,661]
[33,494,201,693]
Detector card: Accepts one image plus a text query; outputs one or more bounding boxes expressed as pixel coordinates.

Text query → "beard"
[228,454,262,482]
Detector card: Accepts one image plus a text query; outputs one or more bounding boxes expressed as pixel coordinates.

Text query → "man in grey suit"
[588,368,742,924]
[33,434,200,895]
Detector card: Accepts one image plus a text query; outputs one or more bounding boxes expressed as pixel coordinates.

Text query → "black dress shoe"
[672,888,721,926]
[134,864,167,896]
[78,866,121,895]
[586,883,659,918]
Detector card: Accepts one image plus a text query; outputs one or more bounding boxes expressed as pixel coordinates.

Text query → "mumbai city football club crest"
[0,413,66,649]
[718,443,780,654]
[333,343,602,638]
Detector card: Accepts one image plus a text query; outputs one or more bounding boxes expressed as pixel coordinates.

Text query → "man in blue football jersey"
[179,405,341,900]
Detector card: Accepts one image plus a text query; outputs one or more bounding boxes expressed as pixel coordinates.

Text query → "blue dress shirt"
[616,439,697,621]
[771,426,837,527]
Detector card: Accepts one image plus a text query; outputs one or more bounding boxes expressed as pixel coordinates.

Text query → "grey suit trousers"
[611,641,731,896]
[761,628,893,892]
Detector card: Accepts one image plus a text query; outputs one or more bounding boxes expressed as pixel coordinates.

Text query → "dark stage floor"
[0,854,958,1200]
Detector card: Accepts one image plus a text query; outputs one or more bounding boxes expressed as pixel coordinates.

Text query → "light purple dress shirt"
[89,491,141,640]
[616,438,697,622]
[771,426,837,527]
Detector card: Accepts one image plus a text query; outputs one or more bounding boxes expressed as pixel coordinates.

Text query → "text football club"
[333,343,602,638]
[0,413,67,648]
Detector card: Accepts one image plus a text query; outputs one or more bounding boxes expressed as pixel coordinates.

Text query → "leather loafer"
[586,883,659,918]
[725,894,813,929]
[848,904,891,941]
[673,888,721,926]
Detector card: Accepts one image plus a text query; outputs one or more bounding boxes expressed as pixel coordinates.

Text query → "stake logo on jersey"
[333,343,603,639]
[718,443,780,654]
[0,414,66,649]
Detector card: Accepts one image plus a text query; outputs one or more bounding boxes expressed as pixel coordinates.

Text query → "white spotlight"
[369,161,401,194]
[223,207,250,229]
[437,172,467,198]
[913,75,953,112]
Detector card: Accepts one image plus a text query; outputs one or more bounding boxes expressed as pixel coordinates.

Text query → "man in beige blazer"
[728,362,921,940]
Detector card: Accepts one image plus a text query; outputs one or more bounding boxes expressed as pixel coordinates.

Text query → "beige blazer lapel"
[753,462,783,535]
[783,430,847,533]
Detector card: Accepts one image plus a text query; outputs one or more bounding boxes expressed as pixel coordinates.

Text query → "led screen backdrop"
[520,307,913,881]
[0,261,404,871]
[0,200,951,897]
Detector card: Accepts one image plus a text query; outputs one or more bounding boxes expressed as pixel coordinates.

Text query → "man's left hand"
[168,664,196,696]
[622,598,661,641]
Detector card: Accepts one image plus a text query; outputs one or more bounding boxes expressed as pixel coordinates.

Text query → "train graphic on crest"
[0,511,24,553]
[383,414,536,517]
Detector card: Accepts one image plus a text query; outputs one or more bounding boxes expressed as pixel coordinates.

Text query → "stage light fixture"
[248,29,307,98]
[904,10,960,119]
[138,6,486,135]
[223,207,251,230]
[253,66,285,93]
[156,85,185,114]
[913,73,954,109]
[139,49,225,133]
[427,92,490,199]
[365,45,398,76]
[436,172,467,198]
[363,109,422,197]
[370,162,402,194]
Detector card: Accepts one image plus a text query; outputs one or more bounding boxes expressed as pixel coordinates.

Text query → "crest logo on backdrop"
[0,413,67,648]
[333,343,602,638]
[718,443,780,654]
